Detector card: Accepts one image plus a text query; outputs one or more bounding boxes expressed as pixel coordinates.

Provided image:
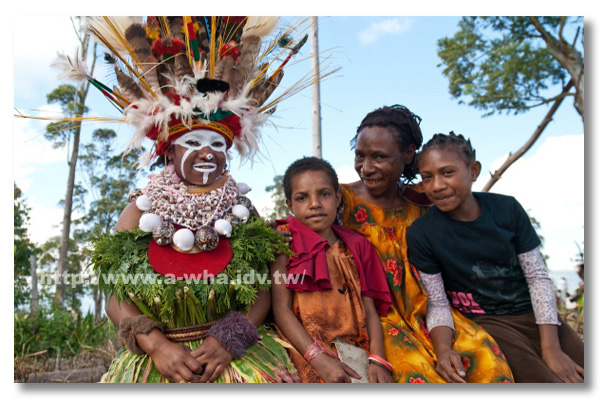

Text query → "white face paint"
[173,130,228,185]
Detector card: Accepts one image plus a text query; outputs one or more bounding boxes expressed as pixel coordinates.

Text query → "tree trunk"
[54,29,96,306]
[310,16,322,159]
[530,17,584,121]
[54,129,80,306]
[94,286,103,323]
[482,80,574,192]
[29,255,39,315]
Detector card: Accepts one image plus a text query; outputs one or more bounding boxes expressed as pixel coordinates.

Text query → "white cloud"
[473,135,584,272]
[254,190,279,218]
[26,201,65,247]
[358,18,414,45]
[336,164,359,183]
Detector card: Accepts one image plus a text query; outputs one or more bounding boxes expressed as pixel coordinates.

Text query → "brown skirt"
[471,313,584,383]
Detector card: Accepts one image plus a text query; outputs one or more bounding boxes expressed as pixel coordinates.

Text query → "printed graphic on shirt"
[447,291,485,314]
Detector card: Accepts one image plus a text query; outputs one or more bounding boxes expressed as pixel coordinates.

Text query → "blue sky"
[12,15,584,280]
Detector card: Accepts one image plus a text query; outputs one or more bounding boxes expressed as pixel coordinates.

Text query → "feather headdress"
[48,16,336,165]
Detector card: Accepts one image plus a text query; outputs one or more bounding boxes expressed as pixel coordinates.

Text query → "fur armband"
[207,311,259,359]
[119,315,165,355]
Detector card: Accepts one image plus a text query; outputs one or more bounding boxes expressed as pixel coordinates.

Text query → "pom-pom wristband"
[207,311,259,359]
[368,354,393,373]
[119,315,165,355]
[304,340,337,363]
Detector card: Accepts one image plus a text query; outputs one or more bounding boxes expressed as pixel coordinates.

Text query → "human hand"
[434,349,467,383]
[310,354,361,383]
[190,336,234,383]
[275,229,292,244]
[542,348,584,383]
[266,221,293,245]
[147,337,203,383]
[368,363,394,383]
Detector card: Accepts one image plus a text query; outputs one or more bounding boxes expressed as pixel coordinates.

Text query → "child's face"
[286,170,341,238]
[419,147,481,220]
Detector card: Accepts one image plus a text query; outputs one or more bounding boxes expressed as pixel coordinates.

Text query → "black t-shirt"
[406,192,541,316]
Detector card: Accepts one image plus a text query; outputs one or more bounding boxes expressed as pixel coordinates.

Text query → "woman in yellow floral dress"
[338,105,514,383]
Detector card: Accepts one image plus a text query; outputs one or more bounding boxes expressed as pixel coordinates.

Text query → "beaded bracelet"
[304,340,337,362]
[368,354,393,374]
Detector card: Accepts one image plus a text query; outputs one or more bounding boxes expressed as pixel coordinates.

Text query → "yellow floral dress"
[340,184,514,383]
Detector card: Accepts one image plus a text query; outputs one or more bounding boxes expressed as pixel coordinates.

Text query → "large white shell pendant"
[214,219,233,238]
[173,228,195,252]
[135,194,152,211]
[139,213,162,232]
[237,182,252,195]
[231,204,250,223]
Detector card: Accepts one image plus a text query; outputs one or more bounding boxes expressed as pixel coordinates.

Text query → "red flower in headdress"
[219,41,240,62]
[152,37,184,57]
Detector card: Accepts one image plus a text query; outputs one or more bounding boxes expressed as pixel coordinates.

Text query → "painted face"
[286,170,341,240]
[168,130,228,186]
[418,147,481,221]
[354,126,414,198]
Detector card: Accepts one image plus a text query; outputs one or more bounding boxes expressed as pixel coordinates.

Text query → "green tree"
[75,129,140,242]
[37,236,87,314]
[74,128,140,320]
[437,17,584,191]
[14,184,39,311]
[264,175,288,220]
[44,17,98,306]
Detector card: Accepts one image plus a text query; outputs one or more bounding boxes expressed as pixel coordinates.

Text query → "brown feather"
[228,35,261,97]
[167,17,184,41]
[173,53,194,82]
[248,70,284,107]
[124,23,161,93]
[115,67,145,100]
[214,55,235,82]
[156,63,171,94]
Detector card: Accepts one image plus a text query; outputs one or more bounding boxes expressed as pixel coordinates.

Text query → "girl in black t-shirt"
[407,132,584,383]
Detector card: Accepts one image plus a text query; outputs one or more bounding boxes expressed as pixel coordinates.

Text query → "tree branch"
[482,80,574,192]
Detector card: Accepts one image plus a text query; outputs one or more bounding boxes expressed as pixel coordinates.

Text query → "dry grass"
[561,306,584,342]
[15,337,119,383]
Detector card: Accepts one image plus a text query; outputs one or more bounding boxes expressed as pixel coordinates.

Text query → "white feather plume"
[242,17,280,39]
[87,16,142,56]
[52,52,91,82]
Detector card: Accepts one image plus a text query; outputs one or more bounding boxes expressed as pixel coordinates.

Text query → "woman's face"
[354,126,414,198]
[166,130,228,186]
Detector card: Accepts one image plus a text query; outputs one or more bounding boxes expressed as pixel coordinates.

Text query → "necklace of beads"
[129,165,254,253]
[143,166,238,230]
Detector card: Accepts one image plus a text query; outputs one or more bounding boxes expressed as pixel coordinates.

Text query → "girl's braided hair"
[350,104,423,183]
[420,131,476,166]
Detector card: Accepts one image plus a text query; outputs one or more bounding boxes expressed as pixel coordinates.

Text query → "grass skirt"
[101,325,299,383]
